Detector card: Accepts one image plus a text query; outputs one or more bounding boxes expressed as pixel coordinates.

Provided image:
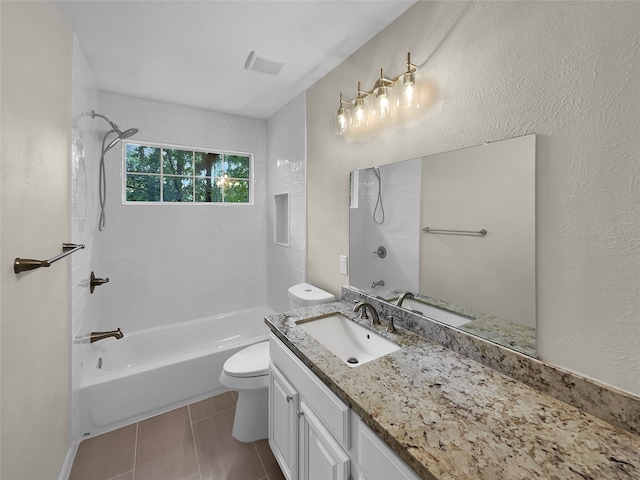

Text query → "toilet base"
[232,387,268,442]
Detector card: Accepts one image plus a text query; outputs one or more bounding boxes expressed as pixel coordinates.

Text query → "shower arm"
[91,110,121,134]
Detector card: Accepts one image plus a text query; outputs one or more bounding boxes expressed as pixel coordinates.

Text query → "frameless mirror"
[349,134,536,356]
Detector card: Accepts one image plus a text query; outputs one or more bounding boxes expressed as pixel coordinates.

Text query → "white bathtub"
[79,306,274,437]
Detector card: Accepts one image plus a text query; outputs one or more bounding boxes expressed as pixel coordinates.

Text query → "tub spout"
[90,328,124,343]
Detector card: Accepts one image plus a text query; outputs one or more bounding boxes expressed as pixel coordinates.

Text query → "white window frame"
[122,139,255,205]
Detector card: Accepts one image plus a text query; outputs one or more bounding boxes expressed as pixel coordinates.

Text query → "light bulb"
[372,69,393,120]
[353,94,367,128]
[397,53,419,111]
[337,110,348,134]
[378,94,390,118]
[335,100,351,135]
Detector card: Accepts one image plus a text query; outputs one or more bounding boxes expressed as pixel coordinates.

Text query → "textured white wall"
[0,2,73,477]
[93,92,267,332]
[266,93,307,312]
[307,1,640,395]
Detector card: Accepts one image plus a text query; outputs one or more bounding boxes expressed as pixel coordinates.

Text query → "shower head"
[91,109,139,153]
[120,128,139,139]
[92,111,139,232]
[103,127,139,153]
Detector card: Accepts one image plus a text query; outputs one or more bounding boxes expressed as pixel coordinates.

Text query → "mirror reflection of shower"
[90,111,138,231]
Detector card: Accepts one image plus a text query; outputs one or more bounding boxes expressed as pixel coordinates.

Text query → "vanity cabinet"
[350,416,419,480]
[269,333,350,480]
[269,364,299,480]
[269,333,419,480]
[299,400,350,480]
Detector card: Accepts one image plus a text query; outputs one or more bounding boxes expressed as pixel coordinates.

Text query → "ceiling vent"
[244,51,285,76]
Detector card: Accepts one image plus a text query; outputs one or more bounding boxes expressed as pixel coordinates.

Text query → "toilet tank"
[288,283,336,310]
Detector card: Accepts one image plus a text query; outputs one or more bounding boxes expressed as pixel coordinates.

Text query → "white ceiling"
[58,1,416,120]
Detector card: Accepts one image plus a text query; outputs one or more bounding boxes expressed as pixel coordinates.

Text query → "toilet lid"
[223,341,269,378]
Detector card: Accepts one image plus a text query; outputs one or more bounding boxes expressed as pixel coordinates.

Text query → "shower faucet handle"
[90,271,110,294]
[373,246,387,258]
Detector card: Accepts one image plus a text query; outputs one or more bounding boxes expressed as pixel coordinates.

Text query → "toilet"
[219,283,336,442]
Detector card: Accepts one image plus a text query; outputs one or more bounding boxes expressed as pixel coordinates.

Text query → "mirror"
[349,134,536,356]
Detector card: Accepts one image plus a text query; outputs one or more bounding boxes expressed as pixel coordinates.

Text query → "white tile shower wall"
[349,160,421,293]
[94,92,267,332]
[70,35,101,443]
[266,93,306,311]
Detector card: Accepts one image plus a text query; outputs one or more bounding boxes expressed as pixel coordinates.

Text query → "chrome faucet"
[353,302,381,325]
[386,315,397,333]
[395,291,414,307]
[371,280,385,289]
[90,328,124,343]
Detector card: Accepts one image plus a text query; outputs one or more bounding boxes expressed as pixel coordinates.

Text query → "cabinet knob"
[286,395,293,403]
[297,410,304,418]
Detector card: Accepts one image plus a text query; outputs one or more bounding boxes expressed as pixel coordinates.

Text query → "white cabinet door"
[269,363,299,480]
[354,418,420,480]
[299,401,350,480]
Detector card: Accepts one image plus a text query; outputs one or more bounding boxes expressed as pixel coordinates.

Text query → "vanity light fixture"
[334,52,419,135]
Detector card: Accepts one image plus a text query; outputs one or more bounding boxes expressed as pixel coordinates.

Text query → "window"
[124,142,252,203]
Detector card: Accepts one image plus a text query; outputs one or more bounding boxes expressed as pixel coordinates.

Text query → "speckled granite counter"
[265,301,640,480]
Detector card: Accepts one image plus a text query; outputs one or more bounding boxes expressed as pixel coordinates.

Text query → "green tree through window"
[125,143,251,203]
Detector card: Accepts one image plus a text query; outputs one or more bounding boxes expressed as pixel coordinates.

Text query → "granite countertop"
[265,301,640,480]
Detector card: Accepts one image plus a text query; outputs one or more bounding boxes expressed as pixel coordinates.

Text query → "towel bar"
[14,243,85,274]
[422,227,487,236]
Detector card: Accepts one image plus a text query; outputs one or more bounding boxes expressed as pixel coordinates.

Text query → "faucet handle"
[90,271,110,294]
[386,316,397,333]
[353,301,370,319]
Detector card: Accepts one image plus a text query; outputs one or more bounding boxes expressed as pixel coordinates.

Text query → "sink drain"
[347,357,359,365]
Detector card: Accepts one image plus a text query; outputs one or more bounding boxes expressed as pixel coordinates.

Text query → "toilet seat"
[223,341,269,378]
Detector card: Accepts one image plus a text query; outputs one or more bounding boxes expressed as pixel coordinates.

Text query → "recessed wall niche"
[274,193,289,246]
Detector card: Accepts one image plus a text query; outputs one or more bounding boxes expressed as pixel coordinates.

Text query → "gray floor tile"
[192,408,266,480]
[135,406,199,480]
[69,424,136,480]
[255,439,286,480]
[70,392,285,480]
[106,470,134,480]
[189,391,236,422]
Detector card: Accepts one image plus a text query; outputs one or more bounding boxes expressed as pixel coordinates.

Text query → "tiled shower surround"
[92,92,269,333]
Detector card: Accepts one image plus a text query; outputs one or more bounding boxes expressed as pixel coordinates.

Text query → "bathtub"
[78,305,274,437]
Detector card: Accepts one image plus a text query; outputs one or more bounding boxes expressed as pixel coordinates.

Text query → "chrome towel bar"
[422,227,487,236]
[14,243,85,274]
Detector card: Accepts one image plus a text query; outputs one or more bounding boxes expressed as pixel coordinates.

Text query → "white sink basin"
[296,314,400,367]
[395,298,473,328]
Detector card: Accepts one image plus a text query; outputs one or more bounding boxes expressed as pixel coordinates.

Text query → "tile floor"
[69,391,285,480]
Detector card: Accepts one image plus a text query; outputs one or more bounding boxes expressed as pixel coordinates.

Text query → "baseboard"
[58,441,79,480]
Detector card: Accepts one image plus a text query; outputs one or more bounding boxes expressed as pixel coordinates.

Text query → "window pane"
[225,155,250,179]
[126,174,160,201]
[124,143,251,204]
[163,149,193,176]
[163,176,193,202]
[222,179,250,203]
[195,152,222,177]
[126,144,160,173]
[194,177,219,202]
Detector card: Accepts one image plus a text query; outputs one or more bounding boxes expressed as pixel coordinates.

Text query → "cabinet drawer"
[270,334,350,448]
